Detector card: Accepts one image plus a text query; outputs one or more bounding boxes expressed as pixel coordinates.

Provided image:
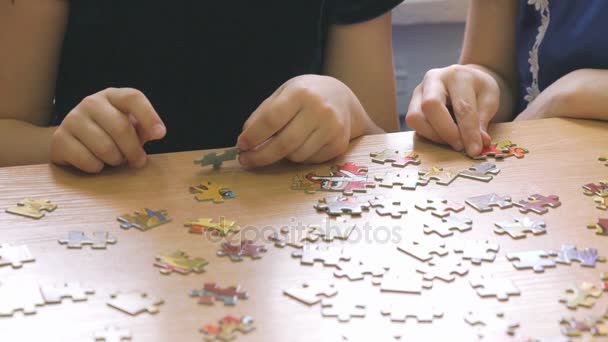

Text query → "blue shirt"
[516,0,608,114]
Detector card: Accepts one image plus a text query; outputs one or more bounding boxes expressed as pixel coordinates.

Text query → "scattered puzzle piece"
[107,290,163,315]
[372,269,433,293]
[368,196,408,218]
[600,155,608,167]
[0,281,45,316]
[549,245,606,267]
[283,281,337,305]
[297,163,376,195]
[560,312,608,338]
[423,215,473,237]
[466,193,513,212]
[314,195,370,216]
[506,250,556,272]
[458,163,500,182]
[291,174,322,193]
[381,304,443,322]
[190,283,248,306]
[342,330,402,342]
[194,147,239,169]
[587,218,608,235]
[154,251,208,275]
[415,197,465,218]
[94,326,132,342]
[469,275,521,301]
[472,140,529,160]
[267,223,317,248]
[321,297,366,322]
[464,311,520,338]
[560,282,603,309]
[397,238,448,261]
[0,243,35,268]
[594,196,608,210]
[292,244,350,266]
[310,218,356,242]
[200,315,255,342]
[374,171,429,190]
[453,240,500,264]
[370,149,421,168]
[583,182,608,197]
[5,198,57,219]
[58,231,117,249]
[494,217,547,239]
[117,208,171,231]
[184,217,240,236]
[189,181,235,203]
[418,166,461,185]
[40,282,95,303]
[416,255,469,282]
[514,194,561,215]
[334,259,390,281]
[217,240,267,262]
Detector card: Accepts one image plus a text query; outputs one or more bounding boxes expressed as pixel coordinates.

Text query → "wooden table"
[1,118,607,341]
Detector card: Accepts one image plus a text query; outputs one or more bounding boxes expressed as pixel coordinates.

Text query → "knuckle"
[260,112,281,129]
[293,86,318,102]
[275,136,296,155]
[420,97,443,113]
[120,88,145,102]
[452,98,475,117]
[80,95,102,110]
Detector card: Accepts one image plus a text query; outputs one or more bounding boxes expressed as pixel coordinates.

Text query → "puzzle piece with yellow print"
[190,181,235,203]
[184,217,240,236]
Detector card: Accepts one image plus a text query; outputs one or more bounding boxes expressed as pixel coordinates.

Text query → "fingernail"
[468,142,480,156]
[132,154,147,168]
[453,141,464,152]
[237,136,249,151]
[152,124,166,139]
[238,154,250,166]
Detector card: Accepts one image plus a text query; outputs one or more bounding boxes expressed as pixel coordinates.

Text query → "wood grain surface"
[1,118,607,342]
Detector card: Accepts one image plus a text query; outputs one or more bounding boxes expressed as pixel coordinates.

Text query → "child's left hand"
[237,75,368,167]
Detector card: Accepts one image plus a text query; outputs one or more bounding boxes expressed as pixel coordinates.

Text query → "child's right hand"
[405,64,499,156]
[50,88,166,173]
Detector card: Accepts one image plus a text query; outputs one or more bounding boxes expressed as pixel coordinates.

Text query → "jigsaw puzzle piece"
[200,315,255,341]
[458,162,500,181]
[583,182,608,197]
[549,245,606,268]
[494,217,546,239]
[370,149,421,167]
[587,218,608,235]
[469,275,520,301]
[375,171,429,190]
[595,196,608,210]
[117,208,171,231]
[418,167,461,185]
[600,155,608,166]
[415,197,464,218]
[217,240,267,262]
[464,311,520,338]
[291,244,350,266]
[423,215,473,237]
[93,326,132,342]
[184,217,240,236]
[291,174,322,193]
[190,181,235,203]
[381,304,443,322]
[0,281,45,316]
[416,255,469,282]
[194,147,239,169]
[465,193,512,212]
[514,194,561,215]
[560,282,603,309]
[5,198,57,219]
[368,196,408,218]
[267,223,317,248]
[58,231,117,249]
[321,297,366,322]
[154,251,208,275]
[453,240,500,264]
[397,238,448,261]
[283,281,337,305]
[0,243,35,268]
[334,259,389,281]
[309,218,356,242]
[314,195,370,216]
[372,269,433,293]
[506,250,556,272]
[40,282,95,303]
[107,290,163,315]
[190,283,248,306]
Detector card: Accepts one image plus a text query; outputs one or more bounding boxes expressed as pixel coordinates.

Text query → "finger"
[405,86,446,145]
[286,128,327,163]
[237,85,305,151]
[51,131,105,173]
[239,110,316,167]
[476,86,500,132]
[446,80,482,156]
[420,78,463,151]
[304,138,348,164]
[86,98,147,167]
[104,88,166,142]
[71,117,125,167]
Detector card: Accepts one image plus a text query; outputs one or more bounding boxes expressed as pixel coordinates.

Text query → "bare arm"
[323,12,399,134]
[0,0,68,166]
[460,0,519,122]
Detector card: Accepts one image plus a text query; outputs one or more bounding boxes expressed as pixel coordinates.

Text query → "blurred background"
[393,0,468,129]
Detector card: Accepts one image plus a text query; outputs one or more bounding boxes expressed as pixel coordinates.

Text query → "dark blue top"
[53,0,402,153]
[516,0,608,114]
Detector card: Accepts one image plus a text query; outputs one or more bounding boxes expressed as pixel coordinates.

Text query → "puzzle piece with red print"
[494,217,547,239]
[560,313,608,338]
[117,208,171,231]
[314,195,370,216]
[423,215,473,237]
[374,171,429,190]
[472,140,529,160]
[560,282,603,309]
[189,181,235,203]
[548,245,606,267]
[370,149,421,168]
[292,244,350,266]
[583,181,608,197]
[506,250,556,272]
[190,283,248,306]
[595,196,608,210]
[184,217,240,236]
[514,194,561,214]
[217,240,267,262]
[200,315,255,342]
[415,197,465,218]
[296,162,375,195]
[418,167,461,185]
[154,251,208,275]
[588,218,608,235]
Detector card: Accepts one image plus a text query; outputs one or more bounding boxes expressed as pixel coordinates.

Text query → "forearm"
[0,119,56,166]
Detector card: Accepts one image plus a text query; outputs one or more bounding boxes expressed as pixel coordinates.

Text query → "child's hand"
[50,88,166,173]
[237,75,363,167]
[405,65,498,156]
